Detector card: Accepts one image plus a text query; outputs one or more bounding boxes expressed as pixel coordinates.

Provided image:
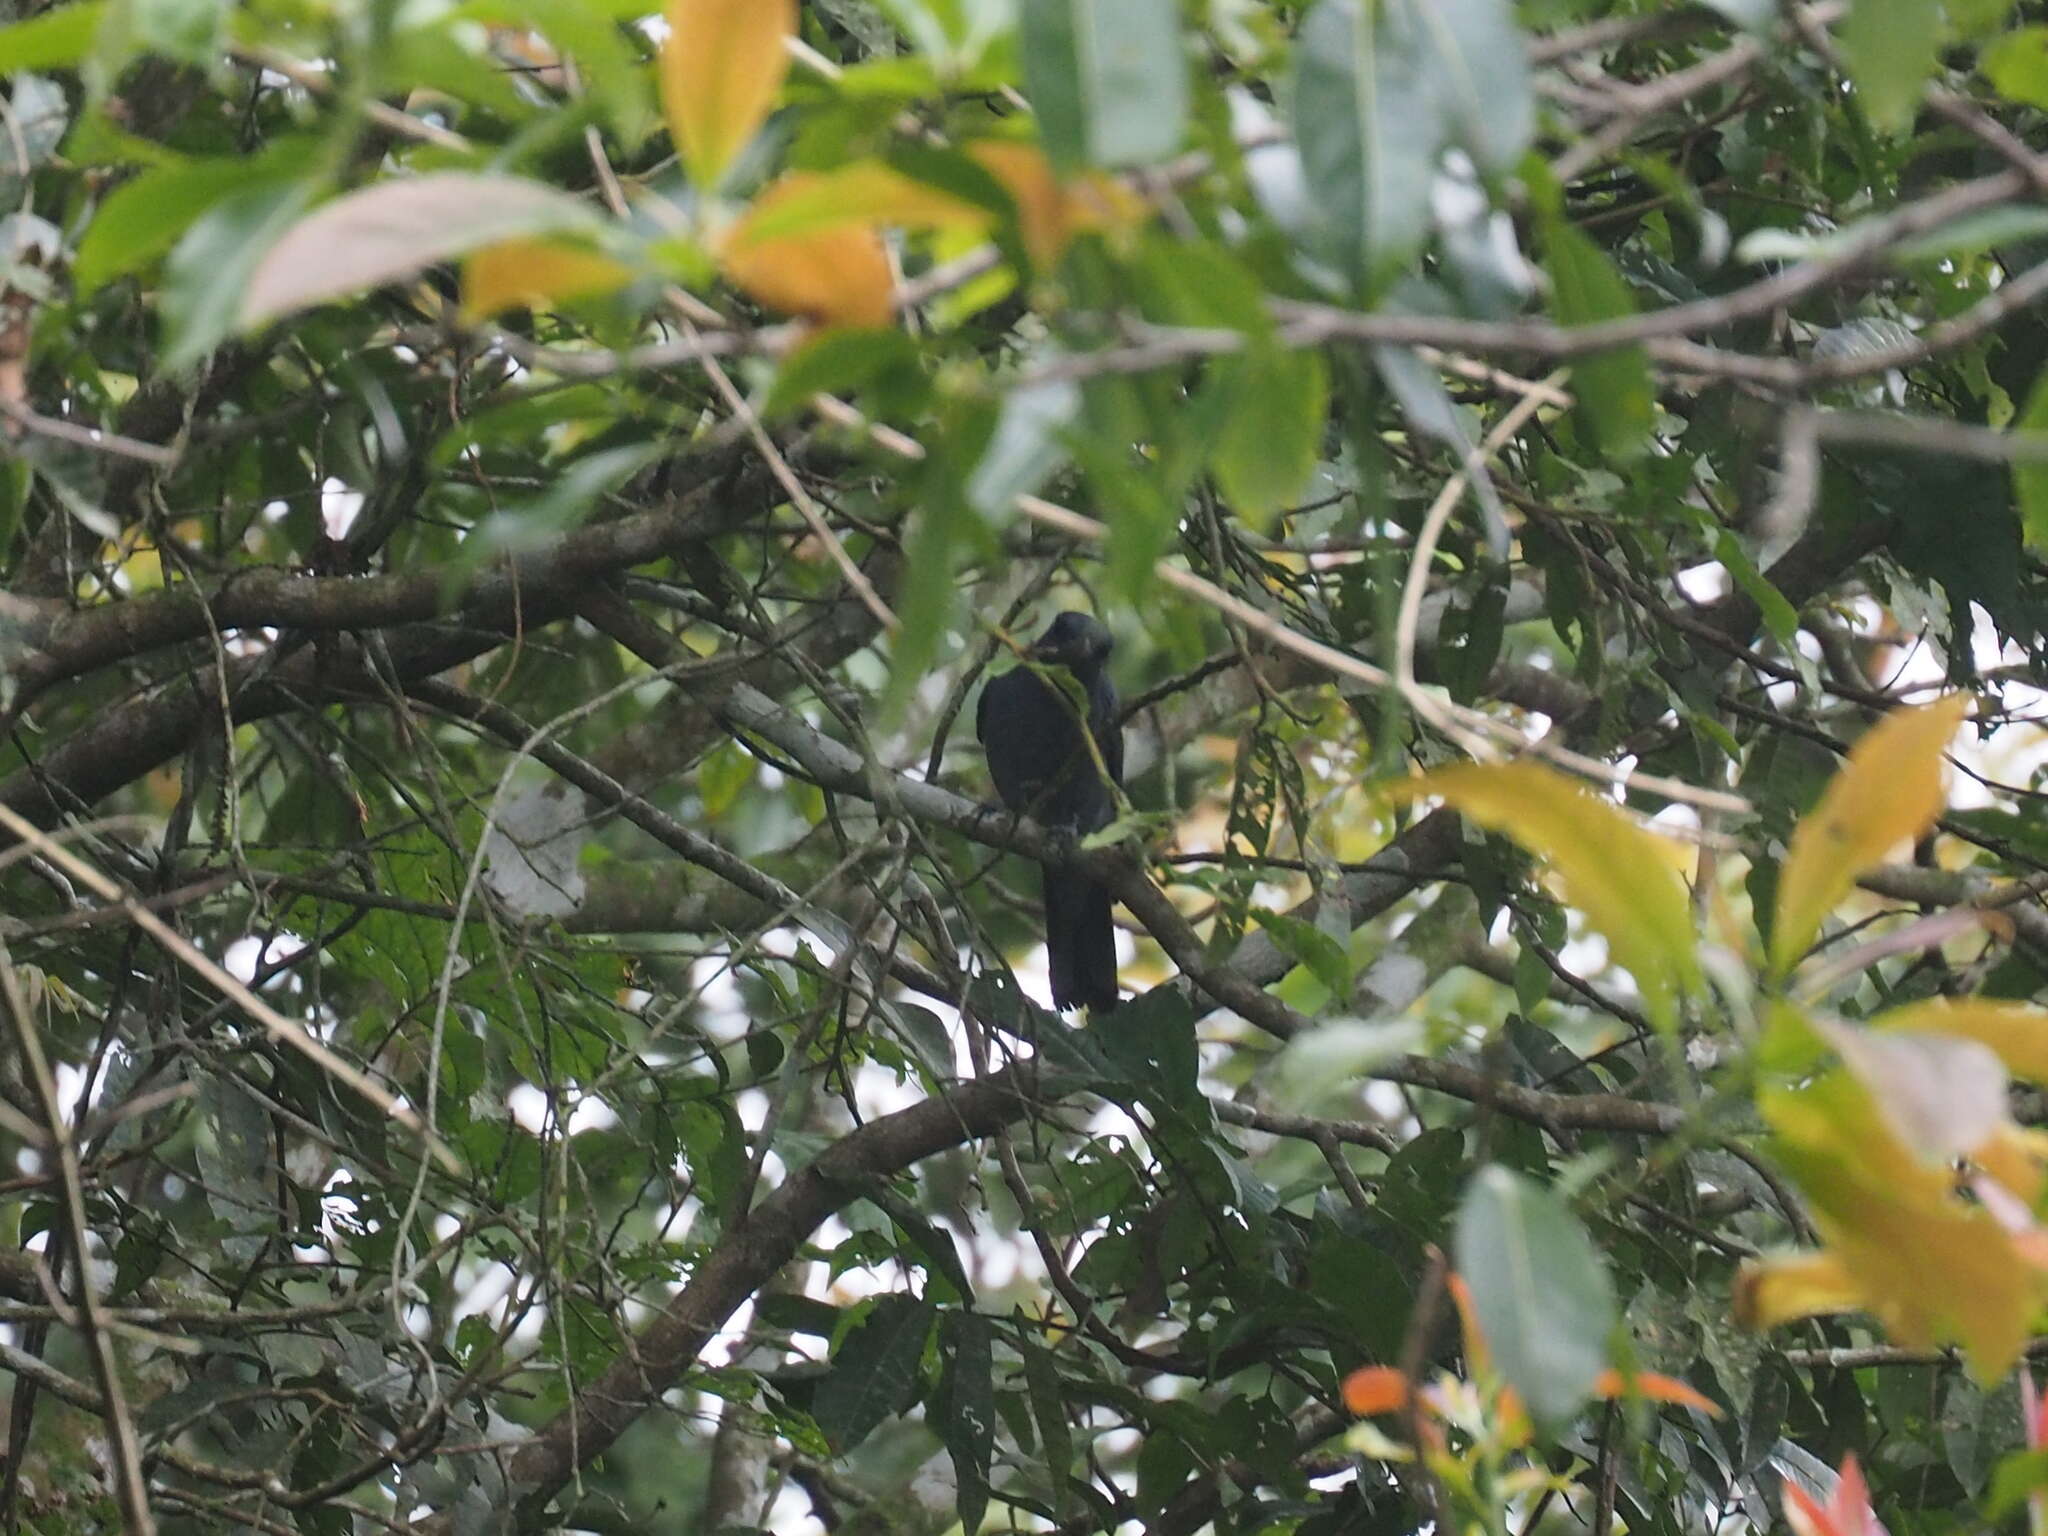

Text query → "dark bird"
[975,611,1124,1013]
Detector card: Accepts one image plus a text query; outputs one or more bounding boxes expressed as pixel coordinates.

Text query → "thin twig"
[0,802,461,1174]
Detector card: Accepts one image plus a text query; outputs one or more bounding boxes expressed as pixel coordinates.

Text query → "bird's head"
[1029,611,1113,671]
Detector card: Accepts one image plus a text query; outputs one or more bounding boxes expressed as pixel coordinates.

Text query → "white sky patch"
[1675,561,1731,604]
[223,931,308,983]
[505,1083,617,1135]
[320,478,365,541]
[224,626,279,658]
[454,1260,518,1323]
[1651,802,1702,838]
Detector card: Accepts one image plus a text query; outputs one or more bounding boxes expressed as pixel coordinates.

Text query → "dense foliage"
[7,0,2048,1532]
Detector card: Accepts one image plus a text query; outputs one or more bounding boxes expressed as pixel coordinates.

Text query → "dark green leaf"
[935,1313,995,1533]
[810,1294,934,1452]
[1023,1340,1076,1517]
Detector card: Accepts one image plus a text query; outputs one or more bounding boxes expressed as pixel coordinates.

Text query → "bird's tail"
[1041,862,1119,1013]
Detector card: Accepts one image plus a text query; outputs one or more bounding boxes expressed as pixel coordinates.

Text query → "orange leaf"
[968,140,1146,271]
[460,239,634,322]
[1341,1366,1411,1416]
[1591,1368,1723,1417]
[660,0,794,189]
[1444,1270,1491,1377]
[720,173,895,328]
[1771,695,1970,975]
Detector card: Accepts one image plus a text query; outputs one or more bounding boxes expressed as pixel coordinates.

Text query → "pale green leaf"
[1840,0,1943,132]
[1019,0,1188,170]
[1292,0,1437,293]
[1454,1166,1616,1426]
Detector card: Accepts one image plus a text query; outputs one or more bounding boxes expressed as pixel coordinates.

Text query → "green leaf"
[0,2,108,73]
[1454,1165,1616,1426]
[194,1070,278,1263]
[1256,908,1352,999]
[1089,986,1200,1110]
[1022,1339,1076,1517]
[1408,0,1532,176]
[935,1313,995,1534]
[1019,0,1188,170]
[1293,0,1531,296]
[964,374,1078,519]
[128,0,229,67]
[763,326,927,420]
[1840,0,1943,132]
[0,74,67,202]
[1212,346,1328,530]
[1981,26,2048,107]
[76,140,317,293]
[2015,365,2048,550]
[883,406,989,722]
[810,1294,934,1452]
[1544,220,1653,457]
[1713,529,1798,646]
[450,0,653,143]
[1891,204,2048,264]
[160,178,315,370]
[1292,0,1437,294]
[1985,1445,2048,1520]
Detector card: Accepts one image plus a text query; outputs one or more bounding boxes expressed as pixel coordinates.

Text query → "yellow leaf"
[723,160,990,250]
[460,239,634,322]
[967,140,1146,271]
[720,173,895,328]
[660,0,794,189]
[1977,1124,2047,1210]
[1870,997,2048,1085]
[1735,1249,1868,1331]
[1762,1070,2036,1378]
[1770,694,1970,976]
[1383,761,1699,1029]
